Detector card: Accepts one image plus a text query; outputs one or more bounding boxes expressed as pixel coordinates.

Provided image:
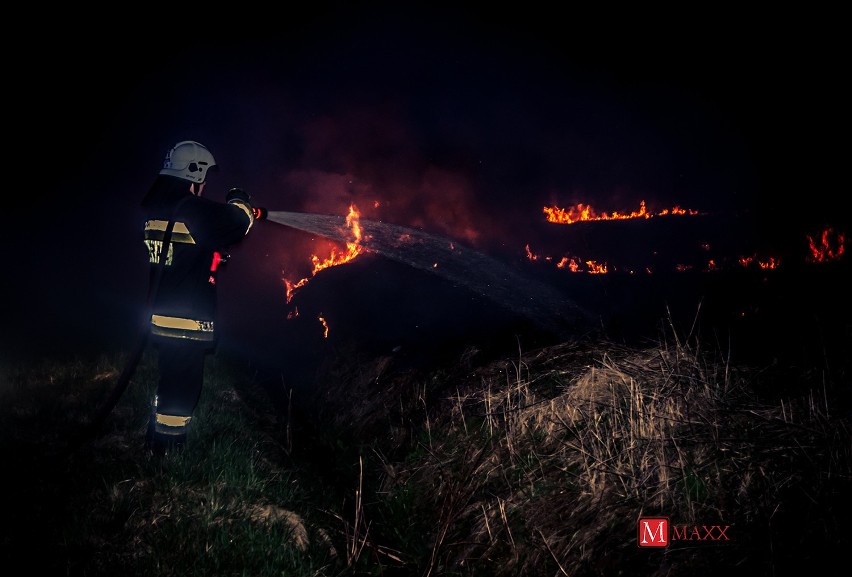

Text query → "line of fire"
[279,200,847,338]
[282,204,365,338]
[531,200,846,274]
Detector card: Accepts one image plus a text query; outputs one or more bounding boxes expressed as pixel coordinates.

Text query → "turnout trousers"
[148,336,208,445]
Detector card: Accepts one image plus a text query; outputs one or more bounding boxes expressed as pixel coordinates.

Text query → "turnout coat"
[141,175,254,343]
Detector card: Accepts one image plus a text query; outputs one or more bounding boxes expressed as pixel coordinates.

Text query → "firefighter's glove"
[226,187,252,204]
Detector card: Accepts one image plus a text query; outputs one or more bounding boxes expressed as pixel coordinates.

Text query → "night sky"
[5,7,848,374]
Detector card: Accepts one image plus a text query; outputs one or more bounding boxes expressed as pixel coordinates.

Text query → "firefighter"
[141,140,256,454]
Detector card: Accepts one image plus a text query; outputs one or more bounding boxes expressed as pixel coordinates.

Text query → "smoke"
[267,102,504,253]
[246,75,755,319]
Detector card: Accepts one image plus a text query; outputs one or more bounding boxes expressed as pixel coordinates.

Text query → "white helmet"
[159,141,217,183]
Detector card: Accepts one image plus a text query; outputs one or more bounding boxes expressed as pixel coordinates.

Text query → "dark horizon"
[4,8,848,376]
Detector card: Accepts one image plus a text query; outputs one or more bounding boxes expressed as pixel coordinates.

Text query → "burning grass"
[1,319,850,576]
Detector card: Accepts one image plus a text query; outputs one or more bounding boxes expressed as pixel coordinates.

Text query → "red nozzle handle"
[252,207,268,220]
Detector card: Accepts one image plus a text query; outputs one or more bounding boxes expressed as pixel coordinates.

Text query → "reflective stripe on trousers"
[154,413,192,436]
[150,314,215,341]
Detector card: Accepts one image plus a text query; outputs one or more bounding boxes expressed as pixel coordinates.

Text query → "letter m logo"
[638,517,669,547]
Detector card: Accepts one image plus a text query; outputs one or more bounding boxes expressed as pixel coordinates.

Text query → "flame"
[529,246,606,273]
[530,248,788,274]
[738,255,780,270]
[283,204,365,304]
[537,202,846,272]
[318,314,329,338]
[530,245,788,274]
[807,227,846,263]
[534,251,607,274]
[543,200,699,224]
[585,260,608,274]
[528,196,801,274]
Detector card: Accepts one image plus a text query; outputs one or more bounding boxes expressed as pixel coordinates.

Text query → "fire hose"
[67,200,268,453]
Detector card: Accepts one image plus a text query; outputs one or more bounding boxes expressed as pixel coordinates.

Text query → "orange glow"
[318,314,329,338]
[807,227,846,263]
[543,200,699,224]
[586,260,608,274]
[527,245,792,274]
[738,255,780,270]
[538,253,603,273]
[283,204,365,304]
[540,254,606,273]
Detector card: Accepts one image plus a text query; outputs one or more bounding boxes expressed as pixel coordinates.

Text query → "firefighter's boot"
[146,414,188,456]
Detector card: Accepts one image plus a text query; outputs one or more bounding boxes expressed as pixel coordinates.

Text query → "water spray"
[266,210,598,339]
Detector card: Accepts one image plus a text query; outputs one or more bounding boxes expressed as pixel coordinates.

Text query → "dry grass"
[1,314,849,576]
[309,326,852,576]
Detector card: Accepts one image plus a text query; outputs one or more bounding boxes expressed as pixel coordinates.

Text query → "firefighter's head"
[160,141,217,184]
